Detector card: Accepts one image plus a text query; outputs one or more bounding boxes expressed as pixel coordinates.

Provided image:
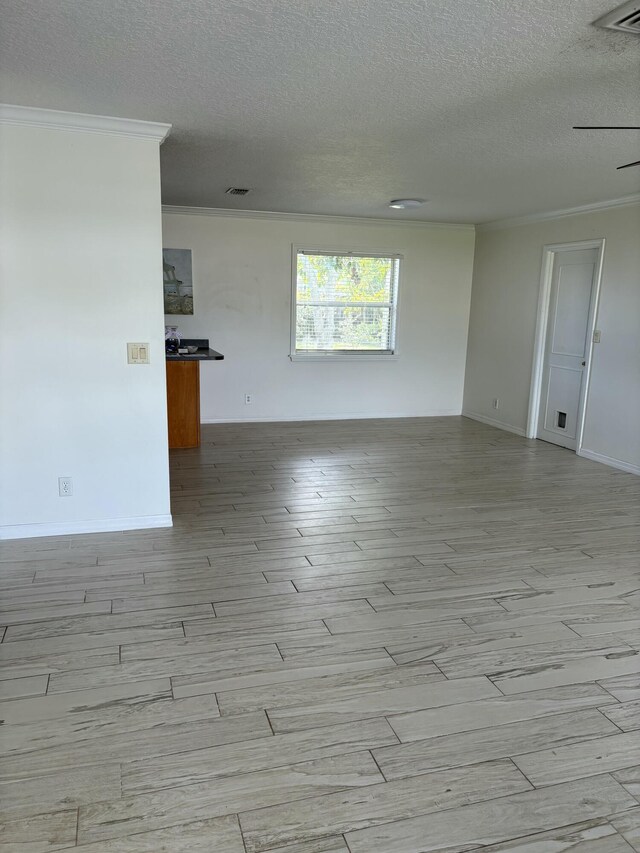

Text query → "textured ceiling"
[1,0,639,222]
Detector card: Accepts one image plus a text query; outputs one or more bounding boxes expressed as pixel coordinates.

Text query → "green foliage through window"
[295,252,399,354]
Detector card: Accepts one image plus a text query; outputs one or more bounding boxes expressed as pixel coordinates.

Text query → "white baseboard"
[0,514,173,541]
[462,410,527,437]
[577,448,640,476]
[202,409,462,424]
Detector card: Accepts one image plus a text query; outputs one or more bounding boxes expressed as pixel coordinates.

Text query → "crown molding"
[0,104,171,143]
[477,193,640,232]
[162,204,475,231]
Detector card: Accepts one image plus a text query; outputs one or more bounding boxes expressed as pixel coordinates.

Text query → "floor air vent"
[594,1,640,33]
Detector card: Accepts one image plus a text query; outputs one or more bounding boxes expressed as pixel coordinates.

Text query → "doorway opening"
[527,239,605,452]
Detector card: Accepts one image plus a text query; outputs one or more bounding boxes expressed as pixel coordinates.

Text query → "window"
[292,249,400,358]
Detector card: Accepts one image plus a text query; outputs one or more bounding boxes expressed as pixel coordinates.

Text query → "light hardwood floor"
[1,416,640,852]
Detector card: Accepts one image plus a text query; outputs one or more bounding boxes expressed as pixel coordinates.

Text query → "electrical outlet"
[593,329,601,343]
[245,394,252,405]
[58,477,73,497]
[127,343,150,364]
[492,398,500,410]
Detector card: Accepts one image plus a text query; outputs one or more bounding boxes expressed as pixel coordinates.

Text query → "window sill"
[289,353,399,362]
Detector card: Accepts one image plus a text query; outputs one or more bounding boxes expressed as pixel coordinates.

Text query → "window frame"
[290,246,402,361]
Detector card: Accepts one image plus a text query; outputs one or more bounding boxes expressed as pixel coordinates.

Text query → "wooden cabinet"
[166,361,200,449]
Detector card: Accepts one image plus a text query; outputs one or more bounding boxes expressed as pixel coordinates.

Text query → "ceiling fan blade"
[572,126,640,169]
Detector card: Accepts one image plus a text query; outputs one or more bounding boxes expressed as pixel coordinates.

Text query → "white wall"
[463,203,640,473]
[0,118,172,538]
[162,211,475,422]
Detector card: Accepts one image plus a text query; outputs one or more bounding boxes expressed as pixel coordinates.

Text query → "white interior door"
[537,248,598,450]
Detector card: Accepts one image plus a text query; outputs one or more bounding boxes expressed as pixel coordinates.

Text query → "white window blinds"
[294,251,400,356]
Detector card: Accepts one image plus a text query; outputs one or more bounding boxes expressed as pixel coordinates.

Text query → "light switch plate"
[127,342,150,364]
[593,330,601,344]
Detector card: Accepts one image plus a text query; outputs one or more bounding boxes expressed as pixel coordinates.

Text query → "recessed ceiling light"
[389,199,425,209]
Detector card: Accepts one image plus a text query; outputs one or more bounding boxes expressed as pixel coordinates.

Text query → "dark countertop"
[166,348,224,361]
[166,338,224,362]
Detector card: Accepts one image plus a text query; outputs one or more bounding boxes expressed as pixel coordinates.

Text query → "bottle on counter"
[165,326,181,355]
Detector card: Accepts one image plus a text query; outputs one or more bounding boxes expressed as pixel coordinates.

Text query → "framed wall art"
[163,248,193,314]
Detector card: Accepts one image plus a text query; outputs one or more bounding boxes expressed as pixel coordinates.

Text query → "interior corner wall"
[162,212,476,422]
[0,123,172,539]
[463,203,640,472]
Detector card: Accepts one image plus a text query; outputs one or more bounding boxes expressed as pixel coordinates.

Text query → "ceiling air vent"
[594,0,640,33]
[225,187,251,196]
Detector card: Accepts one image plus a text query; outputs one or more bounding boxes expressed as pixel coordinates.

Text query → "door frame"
[526,239,606,451]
